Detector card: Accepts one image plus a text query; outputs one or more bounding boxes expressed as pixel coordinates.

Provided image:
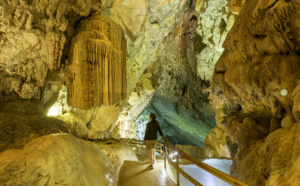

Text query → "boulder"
[0,134,116,186]
[0,112,69,152]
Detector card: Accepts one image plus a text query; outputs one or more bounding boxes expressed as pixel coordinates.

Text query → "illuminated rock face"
[207,0,300,185]
[195,0,245,82]
[0,0,101,100]
[0,134,116,186]
[66,15,127,109]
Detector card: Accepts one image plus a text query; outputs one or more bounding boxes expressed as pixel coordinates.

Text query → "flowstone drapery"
[66,15,127,109]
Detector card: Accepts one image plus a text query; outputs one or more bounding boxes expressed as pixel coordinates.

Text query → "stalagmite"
[66,15,127,109]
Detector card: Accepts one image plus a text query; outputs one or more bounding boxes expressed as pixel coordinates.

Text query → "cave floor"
[118,159,175,186]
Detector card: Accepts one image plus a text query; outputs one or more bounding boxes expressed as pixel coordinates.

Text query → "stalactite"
[66,15,127,109]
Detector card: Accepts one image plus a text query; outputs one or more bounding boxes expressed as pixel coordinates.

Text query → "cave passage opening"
[135,93,216,147]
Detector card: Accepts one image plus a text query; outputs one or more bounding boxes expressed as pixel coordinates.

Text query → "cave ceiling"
[0,0,245,142]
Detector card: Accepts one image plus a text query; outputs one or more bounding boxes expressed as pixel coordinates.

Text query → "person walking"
[144,113,164,169]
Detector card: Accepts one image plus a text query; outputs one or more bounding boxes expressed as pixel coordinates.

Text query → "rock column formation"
[66,15,127,109]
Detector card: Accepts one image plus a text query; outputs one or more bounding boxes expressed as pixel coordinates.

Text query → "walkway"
[118,159,175,186]
[118,138,247,186]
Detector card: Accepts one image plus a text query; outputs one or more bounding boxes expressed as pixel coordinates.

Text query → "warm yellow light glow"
[47,105,60,116]
[47,86,70,117]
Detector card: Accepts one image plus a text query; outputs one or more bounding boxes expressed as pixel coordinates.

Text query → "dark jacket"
[144,120,163,140]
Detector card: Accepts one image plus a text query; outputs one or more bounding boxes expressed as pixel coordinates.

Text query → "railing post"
[121,138,247,186]
[177,153,180,186]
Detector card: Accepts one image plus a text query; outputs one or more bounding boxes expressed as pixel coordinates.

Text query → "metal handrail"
[162,137,248,186]
[121,138,248,186]
[175,144,210,160]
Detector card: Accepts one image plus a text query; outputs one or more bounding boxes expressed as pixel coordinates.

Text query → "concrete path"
[118,159,175,186]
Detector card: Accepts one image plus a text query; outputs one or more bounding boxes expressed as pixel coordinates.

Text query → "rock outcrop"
[95,139,138,172]
[204,103,231,158]
[66,14,127,109]
[104,0,196,139]
[125,0,245,146]
[0,112,70,152]
[195,0,245,82]
[0,134,116,186]
[208,0,300,185]
[55,113,89,139]
[0,0,101,100]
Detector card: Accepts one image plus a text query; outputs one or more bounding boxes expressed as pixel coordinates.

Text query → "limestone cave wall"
[108,0,245,143]
[0,0,245,145]
[2,0,300,185]
[0,0,101,101]
[207,0,300,185]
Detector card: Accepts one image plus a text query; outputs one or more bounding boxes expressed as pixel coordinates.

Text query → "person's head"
[149,113,156,121]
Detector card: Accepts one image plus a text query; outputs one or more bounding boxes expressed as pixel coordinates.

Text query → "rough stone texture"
[5,1,300,185]
[272,125,300,186]
[212,0,300,117]
[95,139,138,172]
[0,134,116,186]
[292,83,300,121]
[195,0,245,82]
[102,0,220,143]
[56,113,89,139]
[0,98,46,115]
[0,0,243,144]
[137,0,246,146]
[85,104,122,139]
[113,87,155,138]
[66,14,127,109]
[208,0,300,185]
[229,123,300,186]
[102,0,190,95]
[73,0,246,148]
[147,93,214,147]
[0,0,253,185]
[101,0,147,38]
[46,14,128,138]
[47,85,124,139]
[0,0,100,100]
[204,103,231,158]
[0,112,70,152]
[101,0,194,139]
[100,0,246,146]
[0,0,107,142]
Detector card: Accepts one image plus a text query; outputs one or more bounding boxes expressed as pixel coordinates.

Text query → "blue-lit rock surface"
[105,0,244,140]
[136,93,215,147]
